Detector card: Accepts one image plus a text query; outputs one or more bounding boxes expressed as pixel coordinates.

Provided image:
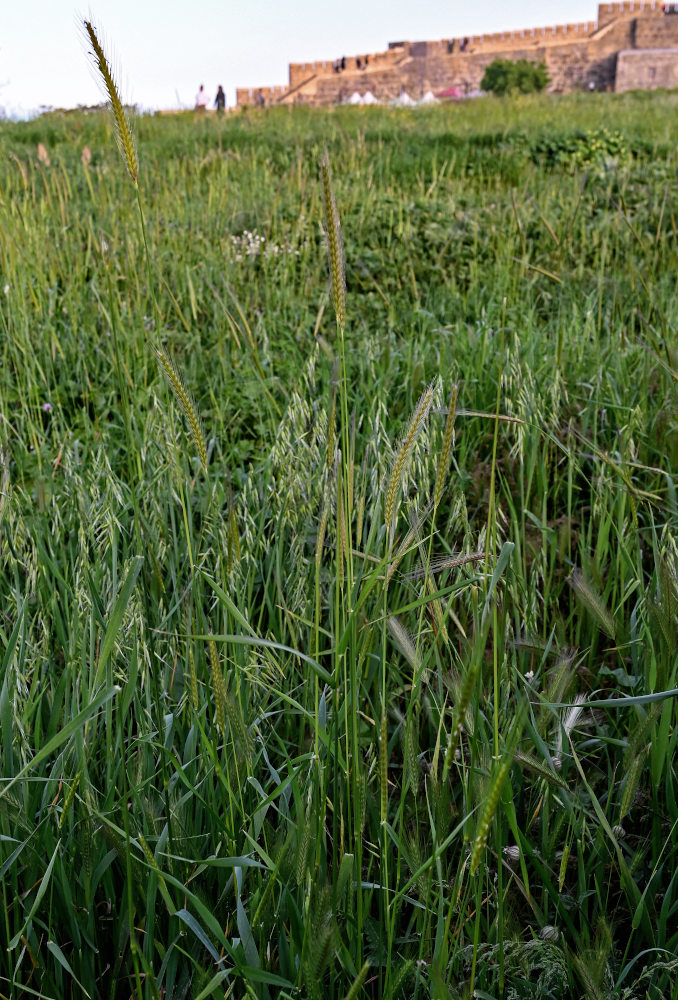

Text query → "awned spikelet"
[342,960,370,1000]
[434,382,458,512]
[83,20,138,185]
[319,152,346,332]
[208,639,227,734]
[569,569,616,639]
[155,346,209,473]
[470,759,510,875]
[619,750,645,820]
[386,614,418,671]
[402,719,420,798]
[58,773,81,831]
[442,660,478,782]
[384,380,437,540]
[558,843,570,893]
[386,501,433,585]
[295,813,312,886]
[224,688,254,764]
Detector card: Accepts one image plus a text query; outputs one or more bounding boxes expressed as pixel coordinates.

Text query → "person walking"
[215,85,226,113]
[195,84,209,110]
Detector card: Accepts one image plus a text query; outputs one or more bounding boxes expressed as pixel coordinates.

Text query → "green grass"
[0,86,677,999]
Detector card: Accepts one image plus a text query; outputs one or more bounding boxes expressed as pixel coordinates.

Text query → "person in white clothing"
[195,85,209,110]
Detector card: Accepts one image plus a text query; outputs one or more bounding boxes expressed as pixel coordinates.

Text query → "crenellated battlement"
[238,2,678,106]
[597,1,662,26]
[288,48,404,89]
[236,85,289,107]
[440,20,599,55]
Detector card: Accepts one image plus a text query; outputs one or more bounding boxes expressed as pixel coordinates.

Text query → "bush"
[481,58,550,95]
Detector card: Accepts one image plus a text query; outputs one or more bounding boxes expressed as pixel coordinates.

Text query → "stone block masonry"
[236,2,678,106]
[617,47,678,89]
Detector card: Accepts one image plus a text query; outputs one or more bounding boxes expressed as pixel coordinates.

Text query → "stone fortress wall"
[236,2,678,106]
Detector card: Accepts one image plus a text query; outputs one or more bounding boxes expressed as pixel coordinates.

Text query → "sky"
[2,1,602,117]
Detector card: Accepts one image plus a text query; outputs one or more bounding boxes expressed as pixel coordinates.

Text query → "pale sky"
[2,1,602,116]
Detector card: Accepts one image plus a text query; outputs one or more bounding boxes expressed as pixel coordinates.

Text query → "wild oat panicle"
[319,152,346,332]
[83,20,138,185]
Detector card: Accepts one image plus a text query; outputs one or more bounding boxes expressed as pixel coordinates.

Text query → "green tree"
[481,58,550,95]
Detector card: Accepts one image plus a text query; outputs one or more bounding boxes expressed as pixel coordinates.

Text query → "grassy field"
[1,83,678,1000]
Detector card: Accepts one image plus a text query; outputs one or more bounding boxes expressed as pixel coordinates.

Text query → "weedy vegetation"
[0,22,677,1000]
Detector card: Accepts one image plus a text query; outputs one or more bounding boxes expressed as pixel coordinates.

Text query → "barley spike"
[83,21,138,185]
[319,153,346,332]
[155,345,209,473]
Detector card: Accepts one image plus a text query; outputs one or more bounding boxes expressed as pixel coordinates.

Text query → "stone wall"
[597,1,661,28]
[235,85,289,107]
[282,39,625,105]
[634,13,678,45]
[288,48,404,88]
[449,21,597,55]
[239,3,678,106]
[616,47,678,88]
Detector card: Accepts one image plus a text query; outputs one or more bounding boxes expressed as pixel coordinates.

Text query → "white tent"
[347,91,363,105]
[419,90,439,105]
[391,91,416,107]
[361,91,379,104]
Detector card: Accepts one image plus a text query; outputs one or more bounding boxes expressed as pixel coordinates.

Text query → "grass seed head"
[470,760,509,875]
[434,382,458,511]
[83,20,138,185]
[343,960,371,1000]
[384,380,437,540]
[208,639,227,733]
[442,660,478,782]
[386,614,418,671]
[569,569,616,639]
[319,152,346,333]
[155,346,209,473]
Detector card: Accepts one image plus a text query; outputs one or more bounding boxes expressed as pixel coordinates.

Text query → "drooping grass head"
[83,19,138,186]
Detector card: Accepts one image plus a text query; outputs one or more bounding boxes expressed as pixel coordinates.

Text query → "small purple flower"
[42,402,52,413]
